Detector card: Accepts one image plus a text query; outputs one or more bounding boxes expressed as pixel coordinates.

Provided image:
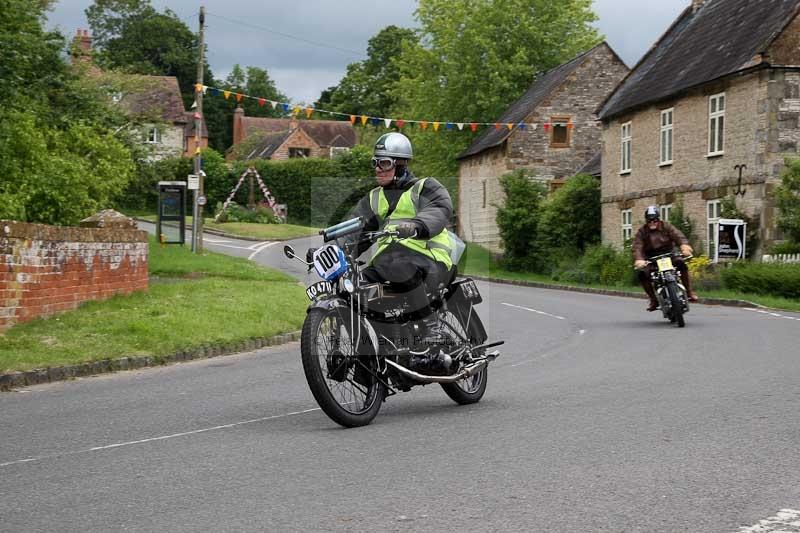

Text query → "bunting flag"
[196,84,599,134]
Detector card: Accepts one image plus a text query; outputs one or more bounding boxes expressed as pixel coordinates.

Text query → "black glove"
[396,222,418,239]
[306,247,318,263]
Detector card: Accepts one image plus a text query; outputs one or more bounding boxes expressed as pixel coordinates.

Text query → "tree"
[775,158,800,243]
[317,25,418,118]
[392,0,601,174]
[223,64,287,118]
[85,0,154,49]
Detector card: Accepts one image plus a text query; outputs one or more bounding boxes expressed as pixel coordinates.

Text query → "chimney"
[233,106,245,146]
[692,0,706,13]
[289,114,298,131]
[72,29,93,62]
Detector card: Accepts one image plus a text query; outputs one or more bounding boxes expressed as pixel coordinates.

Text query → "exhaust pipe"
[385,358,488,384]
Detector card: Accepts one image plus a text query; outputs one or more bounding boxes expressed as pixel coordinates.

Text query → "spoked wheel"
[301,308,386,427]
[666,281,686,328]
[439,310,488,405]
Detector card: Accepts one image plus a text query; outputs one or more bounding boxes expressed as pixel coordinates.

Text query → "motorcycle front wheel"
[301,308,386,427]
[439,310,488,405]
[666,281,686,328]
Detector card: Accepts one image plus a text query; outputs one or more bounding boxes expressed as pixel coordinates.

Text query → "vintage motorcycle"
[646,252,692,328]
[283,217,502,427]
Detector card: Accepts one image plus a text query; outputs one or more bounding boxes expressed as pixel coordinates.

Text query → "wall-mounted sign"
[716,218,747,261]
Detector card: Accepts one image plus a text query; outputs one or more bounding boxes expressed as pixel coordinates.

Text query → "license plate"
[656,257,674,272]
[306,281,333,301]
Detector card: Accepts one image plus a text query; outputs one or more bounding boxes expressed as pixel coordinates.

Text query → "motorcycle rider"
[312,132,455,365]
[633,205,698,311]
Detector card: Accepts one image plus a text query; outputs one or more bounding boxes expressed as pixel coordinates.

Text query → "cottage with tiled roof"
[228,107,356,161]
[597,0,800,258]
[456,42,628,252]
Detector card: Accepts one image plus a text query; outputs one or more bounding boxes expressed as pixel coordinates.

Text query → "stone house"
[597,0,800,259]
[456,42,629,252]
[71,29,208,160]
[228,107,357,161]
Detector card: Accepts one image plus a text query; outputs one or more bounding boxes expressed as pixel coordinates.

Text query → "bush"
[668,197,697,250]
[552,243,635,286]
[775,158,800,243]
[218,203,281,224]
[770,241,800,255]
[687,255,721,290]
[495,171,548,271]
[720,262,800,298]
[537,173,601,253]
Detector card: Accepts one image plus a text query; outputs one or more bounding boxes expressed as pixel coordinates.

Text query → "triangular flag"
[456,123,464,131]
[235,93,243,102]
[210,88,220,96]
[384,118,392,128]
[396,119,405,129]
[433,122,440,131]
[202,85,208,95]
[420,121,428,130]
[193,111,201,119]
[191,99,197,109]
[305,107,313,118]
[506,123,514,130]
[292,106,301,115]
[194,83,203,93]
[469,122,478,132]
[283,103,290,112]
[195,146,201,155]
[567,122,574,129]
[258,98,266,107]
[360,115,368,126]
[494,123,500,130]
[270,100,277,109]
[349,115,356,124]
[223,90,231,100]
[445,122,454,130]
[519,122,526,130]
[543,123,551,132]
[370,117,380,126]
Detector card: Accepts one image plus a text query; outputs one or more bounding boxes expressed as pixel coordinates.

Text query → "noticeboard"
[716,218,746,261]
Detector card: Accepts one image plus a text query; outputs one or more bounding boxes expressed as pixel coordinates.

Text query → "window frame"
[660,204,673,223]
[659,108,674,166]
[145,126,161,144]
[708,92,725,157]
[289,147,310,159]
[707,199,722,259]
[620,122,632,174]
[549,116,572,148]
[621,209,633,243]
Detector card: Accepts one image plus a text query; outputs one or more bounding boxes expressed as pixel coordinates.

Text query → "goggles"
[371,157,397,171]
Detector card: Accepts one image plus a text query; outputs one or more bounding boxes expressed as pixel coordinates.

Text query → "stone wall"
[458,146,508,252]
[270,127,323,160]
[601,69,800,254]
[0,214,148,332]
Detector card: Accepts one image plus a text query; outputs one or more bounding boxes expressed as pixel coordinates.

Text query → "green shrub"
[775,158,800,243]
[668,197,698,250]
[770,241,800,255]
[537,173,601,253]
[721,262,800,298]
[495,170,548,271]
[553,243,634,286]
[219,203,281,224]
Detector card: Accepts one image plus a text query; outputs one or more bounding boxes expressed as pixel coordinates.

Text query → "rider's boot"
[682,272,699,302]
[642,277,659,312]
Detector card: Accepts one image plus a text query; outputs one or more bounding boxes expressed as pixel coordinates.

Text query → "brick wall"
[0,217,148,332]
[270,128,324,160]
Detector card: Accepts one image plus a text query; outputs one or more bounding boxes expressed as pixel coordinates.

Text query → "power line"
[205,11,365,59]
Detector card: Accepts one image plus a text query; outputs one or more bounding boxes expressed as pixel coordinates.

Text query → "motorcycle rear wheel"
[301,308,386,427]
[439,310,488,405]
[666,281,686,328]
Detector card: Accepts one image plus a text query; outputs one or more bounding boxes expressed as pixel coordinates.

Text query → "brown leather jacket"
[632,221,689,261]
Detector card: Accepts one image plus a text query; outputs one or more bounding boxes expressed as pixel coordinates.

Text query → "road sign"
[197,195,207,206]
[187,174,199,190]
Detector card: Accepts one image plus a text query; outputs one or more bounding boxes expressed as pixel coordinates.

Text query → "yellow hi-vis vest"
[369,178,453,269]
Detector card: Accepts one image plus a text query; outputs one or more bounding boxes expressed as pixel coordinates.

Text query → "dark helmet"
[645,205,660,222]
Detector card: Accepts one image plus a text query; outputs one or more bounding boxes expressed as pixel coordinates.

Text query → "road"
[1,226,799,532]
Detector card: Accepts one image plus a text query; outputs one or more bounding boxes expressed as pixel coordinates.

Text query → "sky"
[45,0,690,105]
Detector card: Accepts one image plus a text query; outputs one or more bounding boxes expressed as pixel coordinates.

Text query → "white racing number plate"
[313,244,347,281]
[306,280,333,301]
[656,257,674,272]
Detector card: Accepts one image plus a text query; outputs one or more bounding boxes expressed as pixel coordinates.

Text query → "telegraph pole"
[192,6,206,253]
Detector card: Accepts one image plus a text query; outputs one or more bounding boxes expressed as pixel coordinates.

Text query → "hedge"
[721,262,800,298]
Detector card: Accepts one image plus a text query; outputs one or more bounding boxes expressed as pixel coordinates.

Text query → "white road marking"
[743,308,800,322]
[247,241,271,250]
[248,241,279,260]
[502,302,566,321]
[738,508,800,532]
[0,407,321,469]
[203,238,233,244]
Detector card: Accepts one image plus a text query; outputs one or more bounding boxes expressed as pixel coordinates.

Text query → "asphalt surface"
[1,225,799,532]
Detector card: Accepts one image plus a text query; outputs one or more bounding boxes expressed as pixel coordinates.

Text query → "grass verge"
[138,215,318,241]
[0,237,308,373]
[459,243,800,313]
